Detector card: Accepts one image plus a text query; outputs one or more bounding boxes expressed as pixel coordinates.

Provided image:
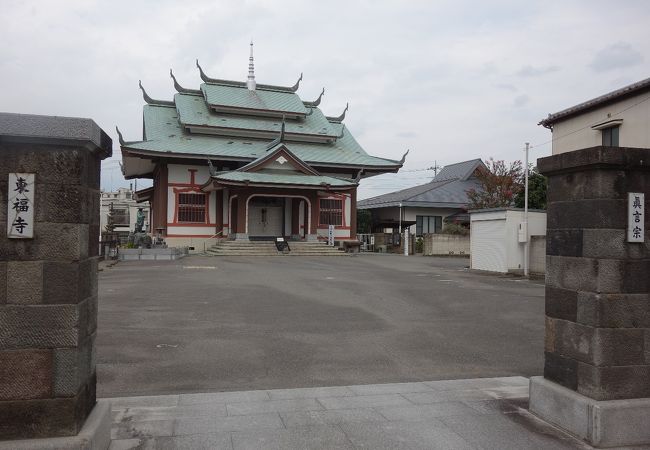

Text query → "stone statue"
[135,208,145,233]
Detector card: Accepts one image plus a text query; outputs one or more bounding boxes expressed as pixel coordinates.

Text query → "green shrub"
[442,223,469,236]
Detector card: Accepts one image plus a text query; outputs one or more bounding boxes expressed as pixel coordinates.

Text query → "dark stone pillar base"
[530,377,650,447]
[0,400,111,450]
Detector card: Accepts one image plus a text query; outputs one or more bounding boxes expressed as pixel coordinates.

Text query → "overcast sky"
[3,0,649,199]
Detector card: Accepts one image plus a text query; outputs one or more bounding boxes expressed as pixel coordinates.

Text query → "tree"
[514,167,547,210]
[356,209,372,234]
[466,158,524,210]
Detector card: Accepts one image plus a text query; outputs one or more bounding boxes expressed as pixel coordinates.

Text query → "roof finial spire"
[247,41,256,90]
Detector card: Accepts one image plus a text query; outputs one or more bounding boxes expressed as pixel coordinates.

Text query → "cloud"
[516,65,559,77]
[396,131,418,138]
[1,0,650,197]
[589,42,643,72]
[495,83,518,92]
[513,94,530,108]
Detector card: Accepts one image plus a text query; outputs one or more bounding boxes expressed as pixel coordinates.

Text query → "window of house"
[178,193,206,223]
[416,215,442,236]
[319,199,343,226]
[602,126,620,147]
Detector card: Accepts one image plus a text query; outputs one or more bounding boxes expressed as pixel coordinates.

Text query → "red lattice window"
[177,193,206,223]
[319,199,343,226]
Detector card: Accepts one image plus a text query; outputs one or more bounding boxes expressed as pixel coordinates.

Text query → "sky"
[2,0,649,199]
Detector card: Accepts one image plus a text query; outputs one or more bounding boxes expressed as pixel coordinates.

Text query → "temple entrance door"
[248,197,283,238]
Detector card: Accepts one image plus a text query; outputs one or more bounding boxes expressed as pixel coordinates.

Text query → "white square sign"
[7,173,35,239]
[627,192,645,243]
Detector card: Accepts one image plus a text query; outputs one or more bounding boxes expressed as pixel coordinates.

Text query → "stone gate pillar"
[530,146,650,447]
[0,113,112,448]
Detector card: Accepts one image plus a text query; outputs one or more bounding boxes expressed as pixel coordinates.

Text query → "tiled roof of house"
[431,158,484,182]
[539,76,650,127]
[358,159,485,209]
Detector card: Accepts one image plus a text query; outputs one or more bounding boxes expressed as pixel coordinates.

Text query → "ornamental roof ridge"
[265,116,286,150]
[196,59,303,93]
[326,103,349,123]
[139,80,175,107]
[115,126,139,146]
[170,69,201,95]
[303,88,325,107]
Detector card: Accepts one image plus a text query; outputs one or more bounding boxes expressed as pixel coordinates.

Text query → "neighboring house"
[118,44,404,249]
[100,187,150,242]
[539,76,650,154]
[357,159,486,236]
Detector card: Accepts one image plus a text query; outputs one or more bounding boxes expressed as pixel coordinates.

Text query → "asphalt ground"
[97,254,545,398]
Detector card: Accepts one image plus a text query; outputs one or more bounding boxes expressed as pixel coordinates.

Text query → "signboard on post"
[628,192,645,243]
[7,173,35,239]
[328,225,334,246]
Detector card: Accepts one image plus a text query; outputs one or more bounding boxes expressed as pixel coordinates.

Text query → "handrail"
[207,230,224,240]
[202,230,224,252]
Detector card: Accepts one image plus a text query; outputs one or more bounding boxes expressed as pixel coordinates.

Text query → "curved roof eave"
[121,145,402,170]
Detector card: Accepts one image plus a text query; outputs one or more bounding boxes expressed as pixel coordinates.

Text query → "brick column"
[530,146,650,448]
[0,113,112,447]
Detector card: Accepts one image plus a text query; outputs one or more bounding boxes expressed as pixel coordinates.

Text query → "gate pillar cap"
[538,145,650,176]
[0,112,112,159]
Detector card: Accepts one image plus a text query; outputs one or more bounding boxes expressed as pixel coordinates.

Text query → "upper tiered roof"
[119,44,405,179]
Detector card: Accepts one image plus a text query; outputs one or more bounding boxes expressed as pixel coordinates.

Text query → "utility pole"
[428,161,442,176]
[524,142,530,277]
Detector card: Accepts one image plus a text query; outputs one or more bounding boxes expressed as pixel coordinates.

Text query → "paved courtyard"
[107,377,590,449]
[97,254,545,398]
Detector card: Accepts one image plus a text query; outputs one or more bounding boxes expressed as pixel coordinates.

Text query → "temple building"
[119,44,405,249]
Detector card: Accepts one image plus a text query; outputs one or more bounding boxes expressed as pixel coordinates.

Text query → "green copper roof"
[212,170,355,187]
[201,83,308,115]
[126,105,400,168]
[174,93,337,138]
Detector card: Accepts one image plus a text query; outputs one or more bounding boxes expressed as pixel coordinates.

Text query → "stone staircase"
[204,240,346,256]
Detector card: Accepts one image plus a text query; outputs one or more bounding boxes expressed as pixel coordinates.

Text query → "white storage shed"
[470,208,547,274]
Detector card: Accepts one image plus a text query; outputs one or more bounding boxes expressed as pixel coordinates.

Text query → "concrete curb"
[529,376,650,447]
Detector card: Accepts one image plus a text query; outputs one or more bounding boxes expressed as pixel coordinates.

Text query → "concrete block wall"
[538,146,650,401]
[423,234,470,256]
[0,113,111,440]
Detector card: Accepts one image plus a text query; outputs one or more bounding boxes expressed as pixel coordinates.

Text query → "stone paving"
[107,376,592,449]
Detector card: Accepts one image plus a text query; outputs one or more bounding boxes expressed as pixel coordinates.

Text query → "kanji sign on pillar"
[627,192,645,243]
[7,173,35,239]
